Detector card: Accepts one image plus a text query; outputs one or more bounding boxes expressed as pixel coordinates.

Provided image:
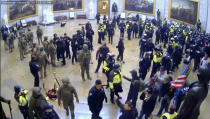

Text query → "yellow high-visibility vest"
[160,112,178,119]
[109,72,122,89]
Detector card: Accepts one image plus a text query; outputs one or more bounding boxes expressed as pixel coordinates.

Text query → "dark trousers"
[155,37,160,45]
[117,50,124,61]
[139,109,152,119]
[90,108,102,119]
[19,105,30,119]
[128,32,131,40]
[95,58,104,73]
[157,98,169,116]
[133,31,138,38]
[126,91,138,107]
[150,62,160,77]
[139,72,147,80]
[60,51,66,65]
[98,33,102,44]
[66,48,71,59]
[97,19,100,24]
[120,31,124,37]
[33,73,39,87]
[139,49,144,57]
[108,35,113,44]
[193,59,200,72]
[72,50,77,64]
[110,90,120,103]
[57,49,61,60]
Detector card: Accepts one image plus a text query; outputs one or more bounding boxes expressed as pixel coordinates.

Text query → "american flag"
[172,60,193,89]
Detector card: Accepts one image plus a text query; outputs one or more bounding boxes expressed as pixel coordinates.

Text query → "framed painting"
[169,0,200,25]
[52,0,84,13]
[7,0,38,23]
[97,0,109,16]
[123,0,156,16]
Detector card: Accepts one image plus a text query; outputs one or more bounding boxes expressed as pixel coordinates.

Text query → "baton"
[53,72,60,87]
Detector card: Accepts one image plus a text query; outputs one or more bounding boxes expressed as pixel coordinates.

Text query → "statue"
[176,63,210,119]
[112,2,118,13]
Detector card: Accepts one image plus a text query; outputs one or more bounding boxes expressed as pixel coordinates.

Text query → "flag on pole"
[172,60,193,89]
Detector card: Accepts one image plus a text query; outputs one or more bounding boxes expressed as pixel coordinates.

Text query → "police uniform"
[109,64,122,103]
[161,112,178,119]
[98,25,103,44]
[88,80,107,119]
[14,86,30,119]
[150,51,162,77]
[139,54,151,80]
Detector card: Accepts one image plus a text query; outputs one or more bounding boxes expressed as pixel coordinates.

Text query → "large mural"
[8,0,37,22]
[124,0,155,16]
[52,0,83,12]
[169,0,199,25]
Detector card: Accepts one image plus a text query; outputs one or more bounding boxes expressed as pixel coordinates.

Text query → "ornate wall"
[0,0,210,32]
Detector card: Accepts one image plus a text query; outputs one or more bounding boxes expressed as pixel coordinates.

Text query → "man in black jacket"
[139,89,157,119]
[29,55,41,87]
[114,96,138,119]
[71,35,79,64]
[95,43,110,73]
[88,80,107,119]
[139,52,151,80]
[123,69,145,107]
[107,26,114,44]
[116,37,125,63]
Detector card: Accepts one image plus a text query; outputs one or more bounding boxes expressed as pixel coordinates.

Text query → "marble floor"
[1,19,209,119]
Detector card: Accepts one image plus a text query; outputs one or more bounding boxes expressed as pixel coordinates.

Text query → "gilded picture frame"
[52,0,84,13]
[7,0,38,23]
[168,0,200,26]
[123,0,156,16]
[97,0,109,16]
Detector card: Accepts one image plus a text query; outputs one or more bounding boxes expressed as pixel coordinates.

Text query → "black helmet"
[14,85,21,94]
[113,63,120,69]
[130,69,138,80]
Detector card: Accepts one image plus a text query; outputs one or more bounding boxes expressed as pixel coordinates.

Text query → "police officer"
[138,23,144,38]
[14,85,30,119]
[103,52,116,86]
[38,47,50,79]
[27,28,34,47]
[42,36,49,57]
[116,37,125,62]
[48,40,56,67]
[29,55,41,87]
[58,78,79,118]
[160,106,178,119]
[78,44,92,81]
[36,26,43,45]
[123,69,145,107]
[150,49,163,77]
[161,54,172,74]
[95,43,110,73]
[155,27,161,45]
[88,79,107,119]
[76,30,84,51]
[139,52,151,80]
[107,25,114,44]
[127,23,132,40]
[96,13,100,24]
[86,27,94,50]
[64,33,71,59]
[109,63,122,104]
[41,103,60,119]
[133,21,138,38]
[98,24,103,44]
[71,35,78,64]
[139,38,146,57]
[119,21,126,37]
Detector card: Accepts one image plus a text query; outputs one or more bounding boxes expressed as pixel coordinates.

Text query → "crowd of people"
[1,13,210,119]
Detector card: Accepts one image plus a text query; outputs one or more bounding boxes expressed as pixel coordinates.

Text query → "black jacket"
[116,99,138,119]
[88,86,107,109]
[29,60,40,75]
